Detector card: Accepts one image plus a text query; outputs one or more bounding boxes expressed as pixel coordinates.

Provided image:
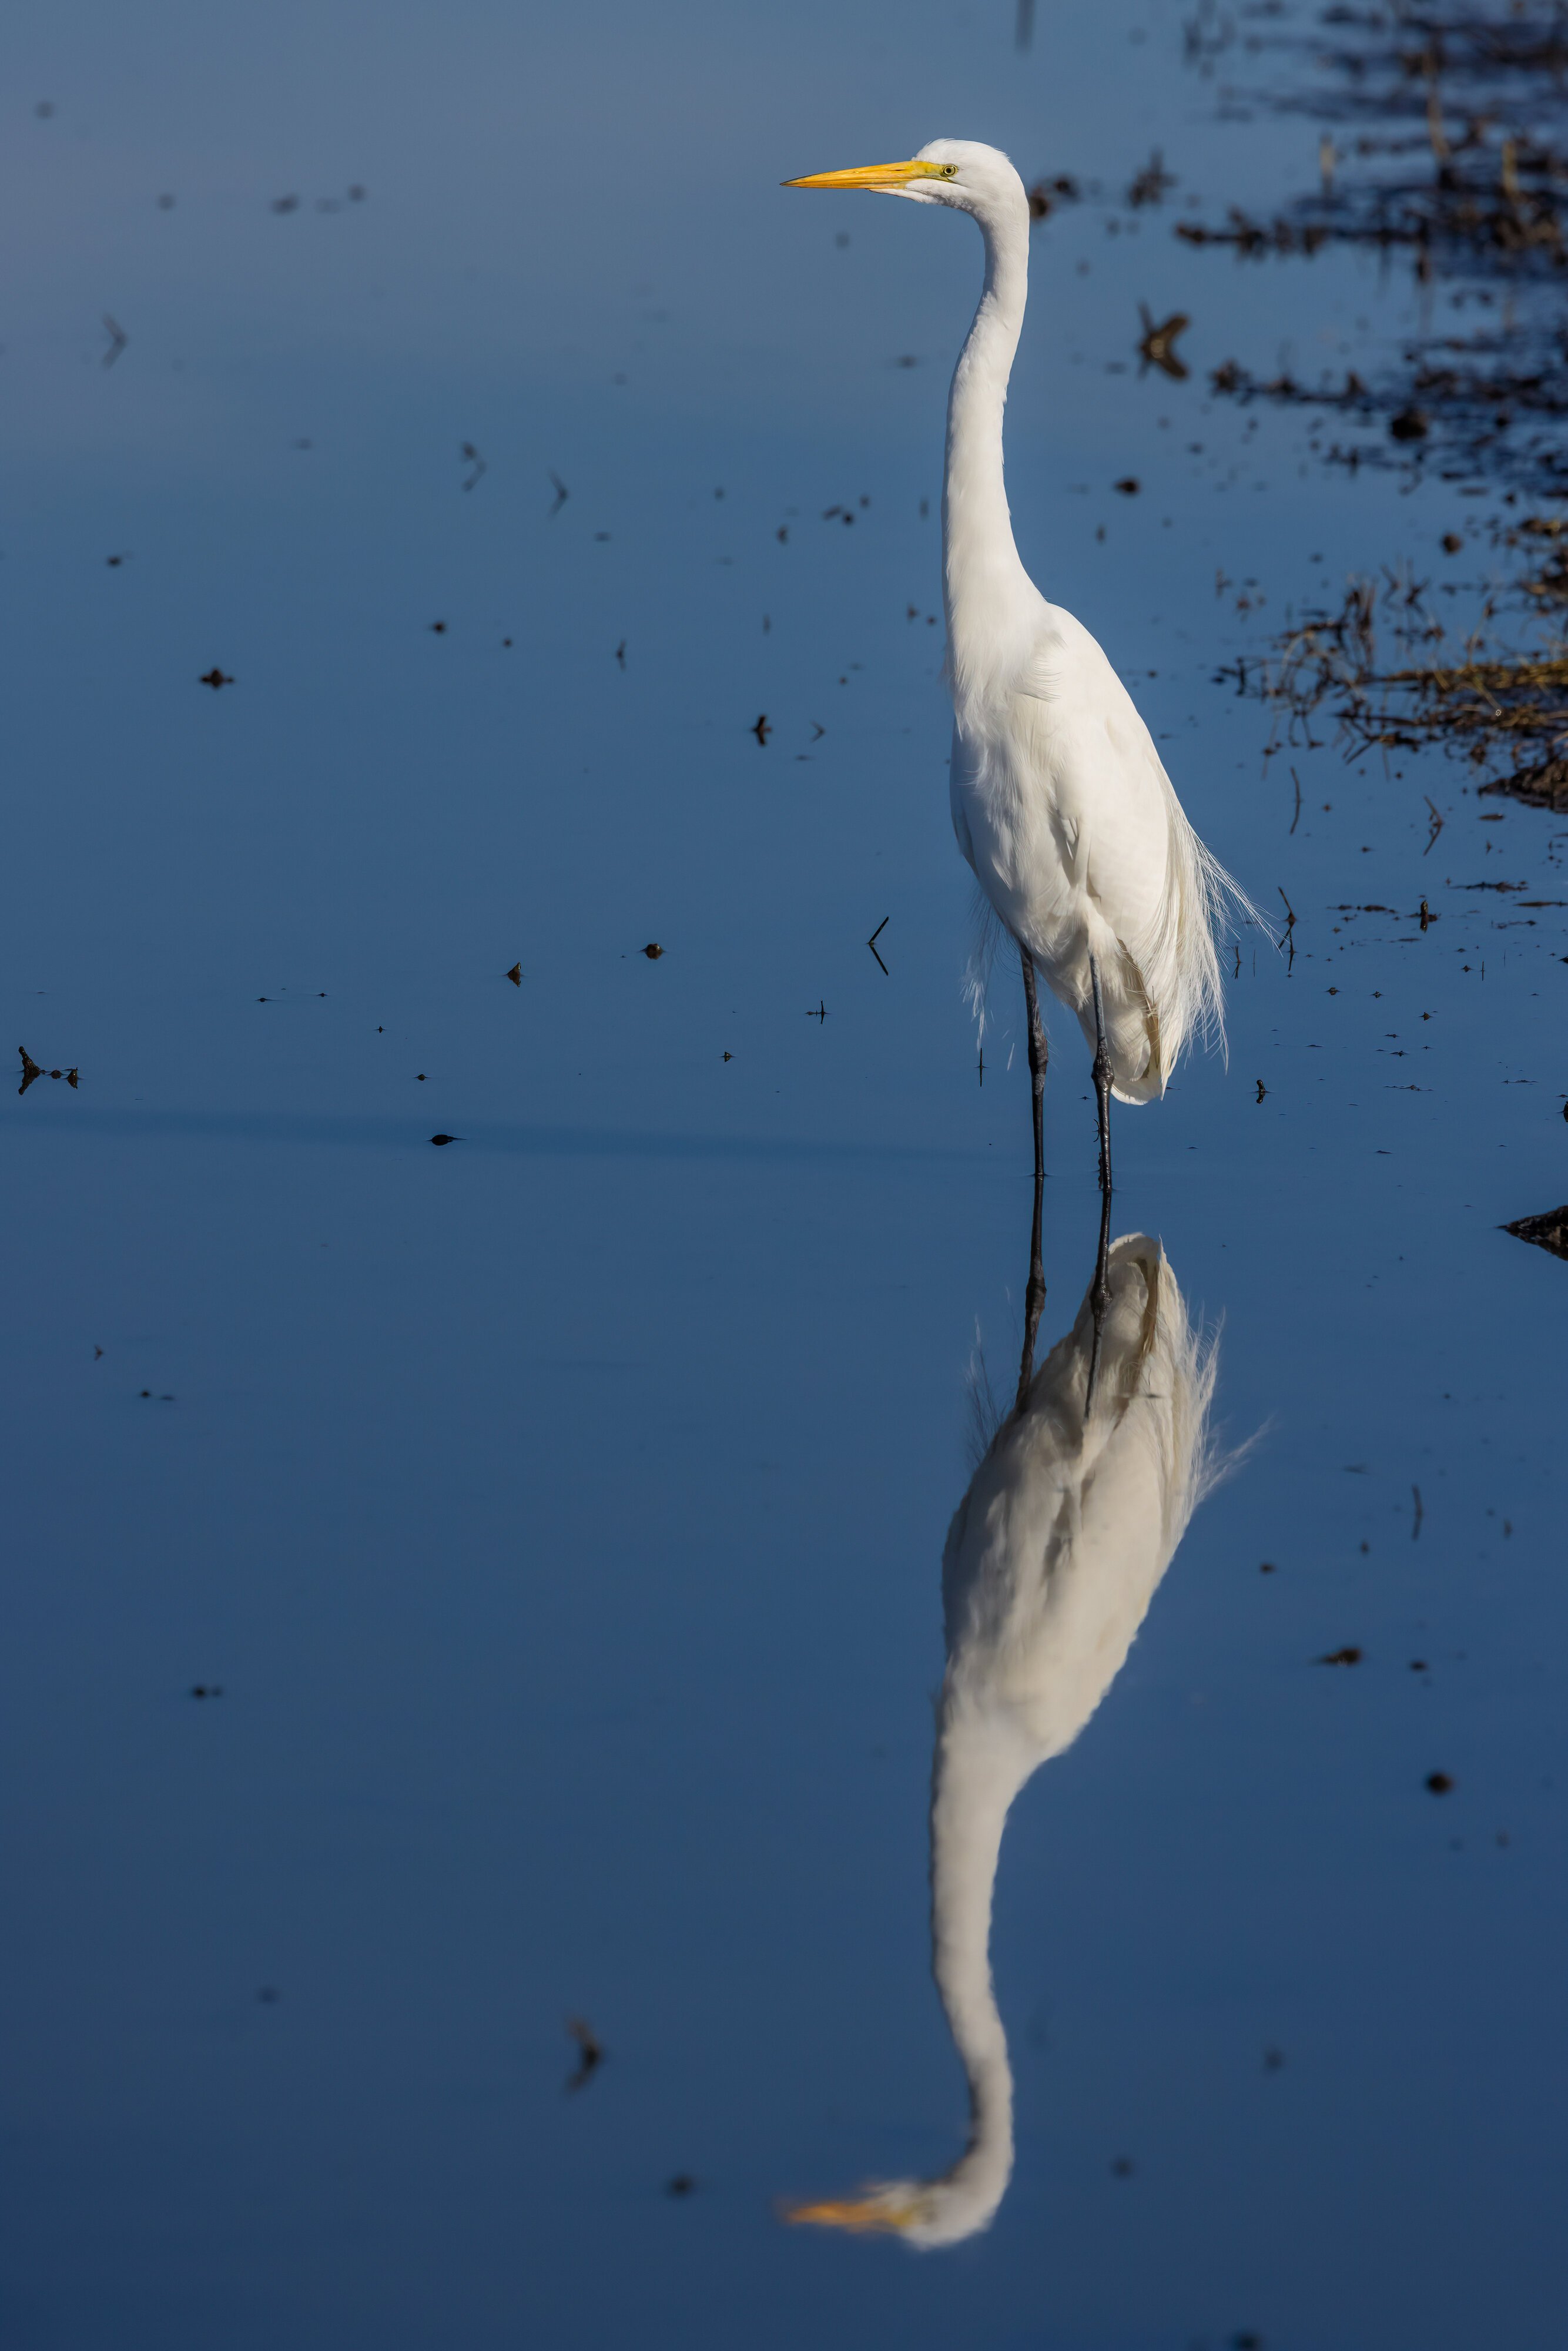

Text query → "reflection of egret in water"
[788,1226,1221,2248]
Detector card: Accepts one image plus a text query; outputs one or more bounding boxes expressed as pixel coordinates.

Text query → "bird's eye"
[937,165,958,179]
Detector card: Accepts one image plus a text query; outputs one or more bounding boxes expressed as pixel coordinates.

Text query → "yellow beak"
[782,159,932,193]
[782,2195,918,2233]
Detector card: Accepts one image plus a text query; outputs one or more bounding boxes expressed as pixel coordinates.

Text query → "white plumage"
[786,1231,1219,2248]
[788,140,1257,1133]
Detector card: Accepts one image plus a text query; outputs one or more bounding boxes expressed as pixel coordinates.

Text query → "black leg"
[1014,946,1048,1413]
[1085,957,1114,1410]
[1084,1183,1113,1415]
[1089,955,1113,1201]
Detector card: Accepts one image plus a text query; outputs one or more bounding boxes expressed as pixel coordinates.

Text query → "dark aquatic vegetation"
[1217,564,1568,804]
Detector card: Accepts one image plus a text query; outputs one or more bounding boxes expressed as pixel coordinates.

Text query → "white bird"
[786,1229,1220,2248]
[786,142,1258,1229]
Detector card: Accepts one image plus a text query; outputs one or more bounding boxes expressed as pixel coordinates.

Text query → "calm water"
[2,4,1564,2345]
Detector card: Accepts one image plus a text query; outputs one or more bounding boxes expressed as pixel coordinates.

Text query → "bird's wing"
[1011,610,1173,925]
[1010,609,1228,1085]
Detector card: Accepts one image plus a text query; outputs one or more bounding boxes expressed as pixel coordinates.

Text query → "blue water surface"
[2,2,1564,2345]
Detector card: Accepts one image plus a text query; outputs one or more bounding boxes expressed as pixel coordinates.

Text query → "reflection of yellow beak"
[783,2195,919,2233]
[782,160,931,192]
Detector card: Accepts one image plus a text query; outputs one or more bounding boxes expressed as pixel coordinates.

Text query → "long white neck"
[942,193,1034,700]
[927,1701,1036,2198]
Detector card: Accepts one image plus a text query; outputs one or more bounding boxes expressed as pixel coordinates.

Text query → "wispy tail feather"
[961,885,1005,1043]
[1142,792,1274,1079]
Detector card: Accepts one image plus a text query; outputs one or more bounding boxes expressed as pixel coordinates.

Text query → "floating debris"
[565,2015,603,2093]
[18,1047,76,1096]
[1127,149,1175,209]
[1137,305,1190,380]
[1502,1203,1568,1257]
[1026,173,1080,222]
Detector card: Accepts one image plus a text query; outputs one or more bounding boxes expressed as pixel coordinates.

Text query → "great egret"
[786,1225,1219,2248]
[786,142,1256,1284]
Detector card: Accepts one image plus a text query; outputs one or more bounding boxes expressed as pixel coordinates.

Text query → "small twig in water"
[1424,796,1445,855]
[565,2017,603,2093]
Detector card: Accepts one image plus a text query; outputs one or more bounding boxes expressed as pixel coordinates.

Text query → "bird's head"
[782,2139,1011,2249]
[784,139,1024,225]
